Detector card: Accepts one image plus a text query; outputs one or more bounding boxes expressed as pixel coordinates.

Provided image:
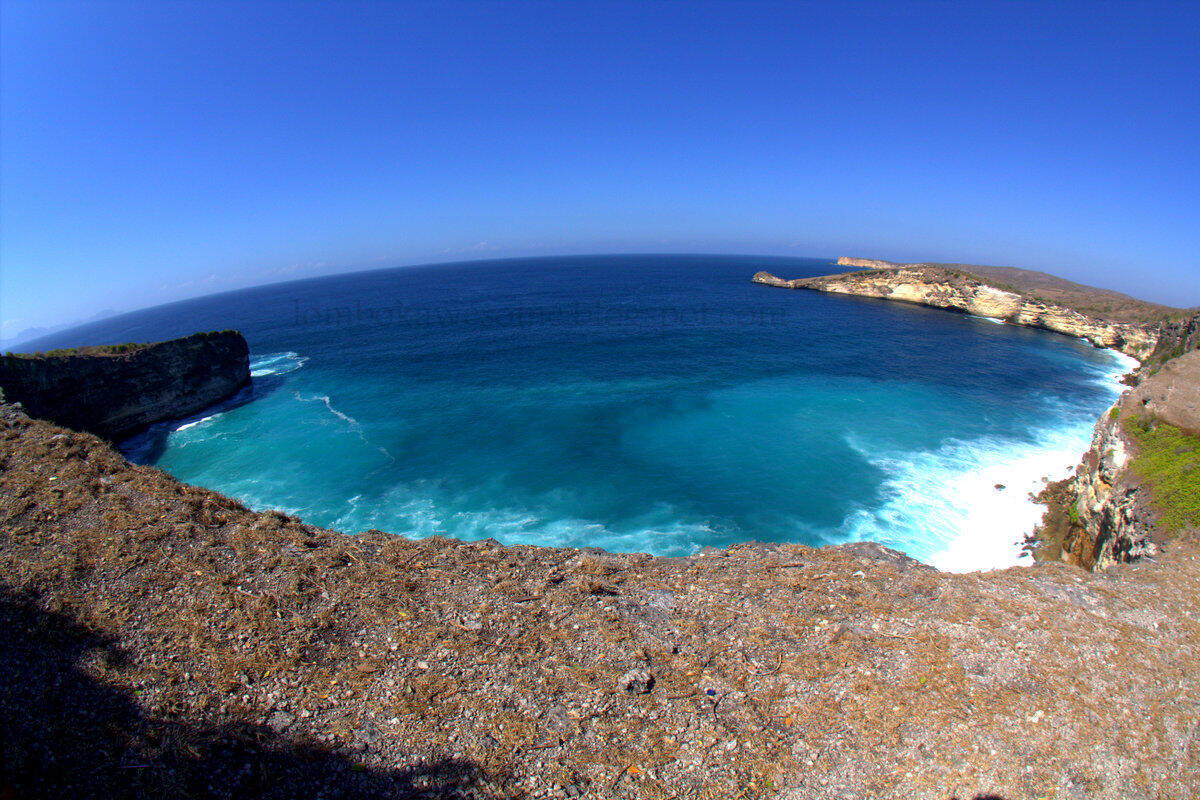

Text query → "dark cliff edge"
[0,330,250,441]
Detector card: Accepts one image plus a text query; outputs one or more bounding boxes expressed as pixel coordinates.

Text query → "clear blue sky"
[2,0,1198,338]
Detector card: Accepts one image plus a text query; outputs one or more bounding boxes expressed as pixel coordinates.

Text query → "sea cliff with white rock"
[754,259,1199,570]
[2,257,1199,798]
[753,267,1158,358]
[1,336,1198,799]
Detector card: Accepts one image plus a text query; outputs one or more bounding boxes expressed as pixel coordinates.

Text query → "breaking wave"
[250,351,308,377]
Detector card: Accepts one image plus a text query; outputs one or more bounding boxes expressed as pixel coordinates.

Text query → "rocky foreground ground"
[1,405,1198,799]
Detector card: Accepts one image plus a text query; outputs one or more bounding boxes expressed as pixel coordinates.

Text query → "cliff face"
[1140,311,1200,374]
[1127,349,1200,434]
[0,331,250,441]
[1059,408,1154,568]
[754,267,1159,359]
[835,256,900,269]
[1055,350,1200,567]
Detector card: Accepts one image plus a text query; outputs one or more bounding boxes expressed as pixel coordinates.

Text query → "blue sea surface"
[28,255,1131,570]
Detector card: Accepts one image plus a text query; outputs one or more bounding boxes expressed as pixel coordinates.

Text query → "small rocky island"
[2,320,1199,798]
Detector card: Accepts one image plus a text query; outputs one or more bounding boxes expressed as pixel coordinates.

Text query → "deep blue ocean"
[26,255,1131,570]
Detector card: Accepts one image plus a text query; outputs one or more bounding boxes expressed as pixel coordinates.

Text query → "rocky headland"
[0,331,250,441]
[754,263,1199,573]
[2,321,1199,799]
[1041,348,1200,569]
[753,267,1158,359]
[835,257,901,269]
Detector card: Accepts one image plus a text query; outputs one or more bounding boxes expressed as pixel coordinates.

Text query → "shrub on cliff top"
[4,332,242,360]
[1124,415,1200,534]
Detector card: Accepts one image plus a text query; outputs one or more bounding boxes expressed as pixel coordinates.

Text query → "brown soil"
[2,405,1199,799]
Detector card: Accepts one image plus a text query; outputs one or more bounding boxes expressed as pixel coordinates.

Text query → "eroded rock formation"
[1053,350,1200,567]
[0,330,250,441]
[1058,406,1154,568]
[753,268,1159,359]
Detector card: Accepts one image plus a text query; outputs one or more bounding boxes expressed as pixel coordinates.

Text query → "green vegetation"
[1150,342,1188,369]
[1,342,146,359]
[1124,415,1200,534]
[1,330,240,360]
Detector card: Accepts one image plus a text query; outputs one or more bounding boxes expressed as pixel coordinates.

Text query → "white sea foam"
[968,314,1006,325]
[329,487,710,556]
[295,392,359,426]
[250,351,309,377]
[844,429,1077,571]
[293,392,394,460]
[175,413,218,432]
[842,353,1130,573]
[1097,350,1139,389]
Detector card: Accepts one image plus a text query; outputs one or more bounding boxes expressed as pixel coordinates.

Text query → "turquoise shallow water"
[31,255,1131,570]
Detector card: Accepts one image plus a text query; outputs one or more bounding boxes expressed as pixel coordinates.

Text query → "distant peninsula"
[753,261,1167,359]
[755,258,1200,569]
[2,314,1199,797]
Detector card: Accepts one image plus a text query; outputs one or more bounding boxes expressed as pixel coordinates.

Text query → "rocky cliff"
[1054,405,1153,568]
[753,267,1159,359]
[835,256,900,269]
[1127,349,1200,434]
[1047,349,1200,567]
[3,403,1200,798]
[1140,310,1200,375]
[0,330,250,441]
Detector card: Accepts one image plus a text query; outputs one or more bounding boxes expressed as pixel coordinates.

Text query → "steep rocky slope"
[1140,311,1200,375]
[1041,350,1200,568]
[2,405,1198,799]
[831,258,1181,324]
[753,268,1159,359]
[1127,350,1200,434]
[1048,405,1153,568]
[0,331,250,441]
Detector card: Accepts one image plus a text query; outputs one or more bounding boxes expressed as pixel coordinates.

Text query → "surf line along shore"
[3,317,1200,796]
[752,261,1200,568]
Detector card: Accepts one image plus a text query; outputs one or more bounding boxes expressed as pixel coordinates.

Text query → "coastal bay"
[18,255,1136,572]
[2,256,1198,798]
